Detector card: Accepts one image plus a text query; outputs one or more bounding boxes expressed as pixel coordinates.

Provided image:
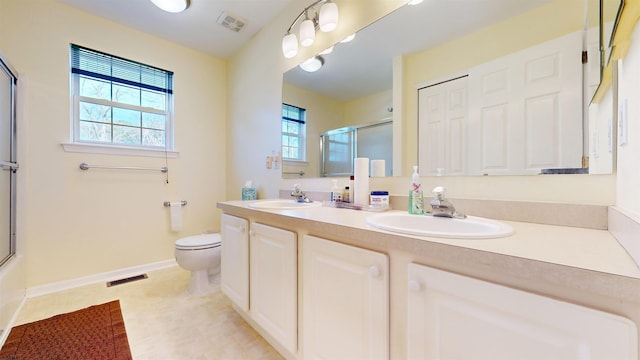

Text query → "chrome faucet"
[290,184,311,203]
[429,186,466,219]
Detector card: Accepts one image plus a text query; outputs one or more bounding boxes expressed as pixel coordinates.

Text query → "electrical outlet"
[619,98,628,146]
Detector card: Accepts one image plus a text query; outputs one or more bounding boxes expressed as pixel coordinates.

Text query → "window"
[70,44,173,150]
[282,103,306,161]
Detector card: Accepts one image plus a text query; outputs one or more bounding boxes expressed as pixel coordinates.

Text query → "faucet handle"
[432,186,446,200]
[292,183,301,193]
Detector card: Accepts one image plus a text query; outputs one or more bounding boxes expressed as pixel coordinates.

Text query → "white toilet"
[174,233,221,295]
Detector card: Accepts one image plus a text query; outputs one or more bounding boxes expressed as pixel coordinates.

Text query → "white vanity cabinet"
[220,213,249,311]
[249,223,297,354]
[407,263,638,359]
[302,235,389,360]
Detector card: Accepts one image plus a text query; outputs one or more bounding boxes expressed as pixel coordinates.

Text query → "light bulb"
[407,0,424,4]
[282,33,299,58]
[319,2,339,32]
[299,18,316,47]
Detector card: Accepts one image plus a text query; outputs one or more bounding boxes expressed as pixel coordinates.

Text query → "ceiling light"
[319,1,339,32]
[282,33,299,59]
[150,0,189,13]
[407,0,424,4]
[299,13,316,47]
[299,56,324,72]
[282,0,340,58]
[339,33,356,43]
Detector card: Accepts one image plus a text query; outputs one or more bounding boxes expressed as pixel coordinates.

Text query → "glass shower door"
[0,55,17,267]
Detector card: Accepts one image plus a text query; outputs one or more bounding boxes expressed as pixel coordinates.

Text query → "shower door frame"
[0,52,18,268]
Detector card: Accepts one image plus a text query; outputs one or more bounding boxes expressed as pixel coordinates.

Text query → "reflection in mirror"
[320,120,392,177]
[282,0,617,178]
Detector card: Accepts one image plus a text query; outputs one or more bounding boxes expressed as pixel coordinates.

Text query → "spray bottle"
[408,166,424,214]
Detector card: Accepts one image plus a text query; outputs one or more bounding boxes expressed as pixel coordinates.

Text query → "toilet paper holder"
[164,200,187,207]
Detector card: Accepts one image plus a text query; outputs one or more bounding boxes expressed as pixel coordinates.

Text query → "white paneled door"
[418,76,468,176]
[250,223,297,354]
[220,214,249,311]
[302,235,389,360]
[407,263,637,359]
[467,31,583,175]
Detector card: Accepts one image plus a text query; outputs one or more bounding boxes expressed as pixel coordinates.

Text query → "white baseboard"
[26,259,177,298]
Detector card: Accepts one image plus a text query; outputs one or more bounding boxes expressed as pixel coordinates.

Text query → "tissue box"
[242,187,257,200]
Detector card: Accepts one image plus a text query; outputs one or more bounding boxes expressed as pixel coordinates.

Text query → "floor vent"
[106,274,148,287]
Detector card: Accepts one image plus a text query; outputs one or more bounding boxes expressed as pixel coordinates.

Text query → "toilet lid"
[175,234,221,250]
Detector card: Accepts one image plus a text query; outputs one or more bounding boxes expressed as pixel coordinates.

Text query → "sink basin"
[248,199,322,210]
[366,212,513,239]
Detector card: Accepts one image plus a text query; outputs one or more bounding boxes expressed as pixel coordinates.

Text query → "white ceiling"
[56,0,297,59]
[284,0,554,101]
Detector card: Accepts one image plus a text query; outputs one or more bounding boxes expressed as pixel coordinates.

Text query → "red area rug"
[0,300,132,360]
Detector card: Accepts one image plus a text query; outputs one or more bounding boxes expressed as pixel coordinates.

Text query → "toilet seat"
[175,234,221,250]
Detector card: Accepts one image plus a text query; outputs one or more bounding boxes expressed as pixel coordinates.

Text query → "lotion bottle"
[331,179,340,202]
[408,165,424,214]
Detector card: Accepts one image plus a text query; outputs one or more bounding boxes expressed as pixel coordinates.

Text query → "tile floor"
[13,266,283,360]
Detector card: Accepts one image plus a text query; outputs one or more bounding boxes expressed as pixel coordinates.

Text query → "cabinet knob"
[408,280,422,292]
[249,229,255,237]
[369,265,381,278]
[240,224,247,233]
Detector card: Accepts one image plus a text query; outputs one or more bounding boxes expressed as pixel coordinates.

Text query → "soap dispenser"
[408,166,424,214]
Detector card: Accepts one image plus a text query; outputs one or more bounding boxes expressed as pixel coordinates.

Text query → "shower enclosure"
[320,120,392,177]
[0,53,18,267]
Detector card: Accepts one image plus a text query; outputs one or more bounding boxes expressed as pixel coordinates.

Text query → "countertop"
[218,200,640,280]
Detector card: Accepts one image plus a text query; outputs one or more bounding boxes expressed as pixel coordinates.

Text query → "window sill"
[283,159,309,166]
[62,142,179,158]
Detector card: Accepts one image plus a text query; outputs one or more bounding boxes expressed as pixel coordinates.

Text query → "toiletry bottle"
[408,165,424,214]
[343,186,350,203]
[349,175,355,203]
[331,179,340,202]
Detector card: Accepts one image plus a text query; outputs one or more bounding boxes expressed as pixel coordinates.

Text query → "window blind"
[282,103,306,124]
[70,44,173,94]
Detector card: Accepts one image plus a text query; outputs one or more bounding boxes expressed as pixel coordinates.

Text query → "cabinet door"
[250,223,297,354]
[302,235,389,360]
[220,214,249,311]
[407,263,637,359]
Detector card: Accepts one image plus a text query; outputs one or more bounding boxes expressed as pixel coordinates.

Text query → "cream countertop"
[218,200,640,280]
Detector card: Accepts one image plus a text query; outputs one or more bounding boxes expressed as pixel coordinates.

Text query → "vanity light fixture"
[299,56,324,72]
[150,0,189,13]
[282,0,339,58]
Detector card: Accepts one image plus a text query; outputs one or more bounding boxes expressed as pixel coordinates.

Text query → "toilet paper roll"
[371,160,386,177]
[354,157,370,206]
[170,202,183,232]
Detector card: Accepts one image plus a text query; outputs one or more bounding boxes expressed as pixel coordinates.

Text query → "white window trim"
[69,45,175,155]
[61,142,179,158]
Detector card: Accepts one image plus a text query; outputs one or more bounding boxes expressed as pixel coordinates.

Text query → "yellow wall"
[344,90,393,127]
[0,0,227,287]
[282,82,345,178]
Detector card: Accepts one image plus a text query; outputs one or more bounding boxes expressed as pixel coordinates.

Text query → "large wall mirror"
[282,0,621,179]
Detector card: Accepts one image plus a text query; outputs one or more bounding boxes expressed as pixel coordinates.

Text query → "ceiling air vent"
[217,11,247,33]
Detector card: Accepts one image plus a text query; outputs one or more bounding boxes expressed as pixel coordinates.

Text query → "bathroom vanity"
[217,200,640,359]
